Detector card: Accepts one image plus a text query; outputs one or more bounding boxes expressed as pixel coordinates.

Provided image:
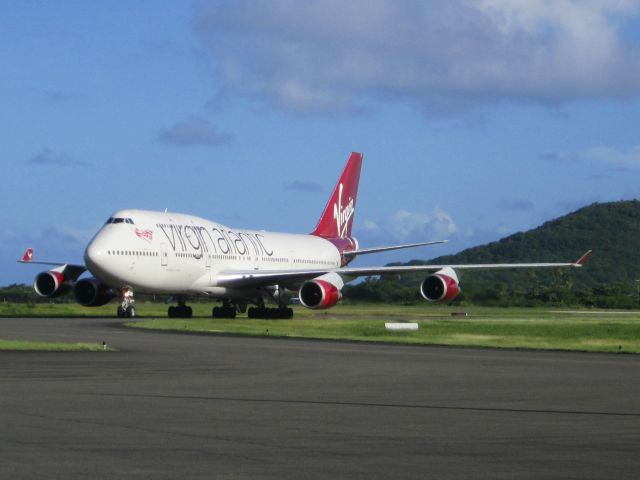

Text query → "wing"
[215,250,592,288]
[18,247,86,278]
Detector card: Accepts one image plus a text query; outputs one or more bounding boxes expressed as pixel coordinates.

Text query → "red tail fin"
[312,152,363,238]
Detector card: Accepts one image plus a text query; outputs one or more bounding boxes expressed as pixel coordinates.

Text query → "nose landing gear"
[117,288,136,318]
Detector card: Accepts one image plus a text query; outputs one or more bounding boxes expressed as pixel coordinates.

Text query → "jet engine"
[420,267,461,303]
[73,278,116,307]
[299,272,344,309]
[33,271,70,298]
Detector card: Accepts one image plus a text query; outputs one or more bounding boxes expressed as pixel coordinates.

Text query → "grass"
[125,303,640,354]
[0,301,214,317]
[0,339,111,352]
[3,301,640,353]
[0,302,119,351]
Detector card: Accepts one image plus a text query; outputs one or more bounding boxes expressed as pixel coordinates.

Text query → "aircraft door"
[205,250,211,281]
[161,243,168,266]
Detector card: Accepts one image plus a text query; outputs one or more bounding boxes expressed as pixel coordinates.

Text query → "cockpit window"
[105,217,135,225]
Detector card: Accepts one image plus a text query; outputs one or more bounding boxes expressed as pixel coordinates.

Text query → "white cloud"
[29,148,86,167]
[544,144,640,171]
[540,151,579,163]
[361,207,457,243]
[34,88,72,103]
[159,116,232,147]
[583,145,640,170]
[361,220,380,232]
[284,180,322,193]
[496,199,535,212]
[193,0,640,115]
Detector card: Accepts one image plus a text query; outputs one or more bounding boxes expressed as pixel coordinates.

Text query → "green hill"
[427,200,640,286]
[345,200,640,307]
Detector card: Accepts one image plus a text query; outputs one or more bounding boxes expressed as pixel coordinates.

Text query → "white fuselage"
[84,209,342,297]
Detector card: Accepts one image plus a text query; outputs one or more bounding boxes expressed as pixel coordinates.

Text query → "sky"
[2,0,640,286]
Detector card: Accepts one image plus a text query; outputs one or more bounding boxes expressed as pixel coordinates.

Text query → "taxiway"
[1,316,639,479]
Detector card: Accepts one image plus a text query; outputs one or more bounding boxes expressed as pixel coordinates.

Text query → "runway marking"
[85,392,640,418]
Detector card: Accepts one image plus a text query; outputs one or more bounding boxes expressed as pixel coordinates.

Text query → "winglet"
[20,248,34,263]
[575,250,592,267]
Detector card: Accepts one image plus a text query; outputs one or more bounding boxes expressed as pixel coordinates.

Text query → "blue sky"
[3,1,640,286]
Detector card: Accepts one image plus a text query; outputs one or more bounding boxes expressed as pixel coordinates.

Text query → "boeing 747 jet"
[20,152,591,318]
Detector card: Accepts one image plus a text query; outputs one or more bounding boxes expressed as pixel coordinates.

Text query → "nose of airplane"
[84,234,107,277]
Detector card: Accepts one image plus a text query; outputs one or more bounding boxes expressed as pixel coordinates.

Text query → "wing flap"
[216,269,332,288]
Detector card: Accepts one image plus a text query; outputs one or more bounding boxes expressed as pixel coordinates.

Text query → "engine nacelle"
[34,271,70,298]
[299,279,342,309]
[73,278,116,307]
[420,268,461,303]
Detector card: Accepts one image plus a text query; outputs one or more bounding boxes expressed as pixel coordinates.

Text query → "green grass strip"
[127,309,640,354]
[0,339,111,352]
[4,302,640,353]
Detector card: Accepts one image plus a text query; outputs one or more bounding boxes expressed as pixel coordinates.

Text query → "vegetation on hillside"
[345,201,640,308]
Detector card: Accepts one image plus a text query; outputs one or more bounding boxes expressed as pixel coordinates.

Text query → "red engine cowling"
[34,271,70,298]
[420,268,461,303]
[73,278,116,307]
[299,279,342,309]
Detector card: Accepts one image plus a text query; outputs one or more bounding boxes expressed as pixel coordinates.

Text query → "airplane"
[19,152,591,319]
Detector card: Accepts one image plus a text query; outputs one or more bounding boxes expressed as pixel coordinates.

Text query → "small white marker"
[385,323,419,331]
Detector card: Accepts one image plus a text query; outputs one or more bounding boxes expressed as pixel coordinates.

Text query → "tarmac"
[1,316,639,479]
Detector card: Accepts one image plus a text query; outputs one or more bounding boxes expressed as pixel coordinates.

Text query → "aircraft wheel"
[168,306,176,318]
[117,306,126,318]
[126,306,136,318]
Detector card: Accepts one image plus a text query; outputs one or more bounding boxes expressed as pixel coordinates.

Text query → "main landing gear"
[210,298,293,319]
[212,299,236,319]
[248,306,293,319]
[168,297,193,318]
[117,288,136,318]
[247,299,293,319]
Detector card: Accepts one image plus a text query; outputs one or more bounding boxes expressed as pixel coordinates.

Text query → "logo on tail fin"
[333,183,355,238]
[22,248,33,262]
[312,152,362,239]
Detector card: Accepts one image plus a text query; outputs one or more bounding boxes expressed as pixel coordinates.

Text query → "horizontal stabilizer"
[345,240,448,257]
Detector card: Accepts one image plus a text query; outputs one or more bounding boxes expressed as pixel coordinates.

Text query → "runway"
[1,316,639,479]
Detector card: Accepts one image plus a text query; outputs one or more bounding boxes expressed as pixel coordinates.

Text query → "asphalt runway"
[1,317,639,479]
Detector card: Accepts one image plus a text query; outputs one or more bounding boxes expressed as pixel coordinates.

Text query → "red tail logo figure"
[312,152,362,239]
[333,183,355,238]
